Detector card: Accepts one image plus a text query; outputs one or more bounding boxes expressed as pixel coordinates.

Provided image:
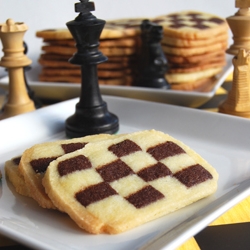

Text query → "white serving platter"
[0,96,250,250]
[0,55,233,108]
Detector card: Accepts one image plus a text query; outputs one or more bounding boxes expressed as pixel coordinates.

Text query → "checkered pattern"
[30,142,86,173]
[152,11,225,31]
[57,138,213,209]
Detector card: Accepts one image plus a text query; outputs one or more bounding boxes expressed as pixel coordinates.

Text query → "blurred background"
[0,0,236,79]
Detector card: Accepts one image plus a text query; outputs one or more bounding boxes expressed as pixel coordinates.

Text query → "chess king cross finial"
[75,0,95,13]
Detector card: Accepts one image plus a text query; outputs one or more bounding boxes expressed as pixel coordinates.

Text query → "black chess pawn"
[65,0,119,138]
[136,19,170,89]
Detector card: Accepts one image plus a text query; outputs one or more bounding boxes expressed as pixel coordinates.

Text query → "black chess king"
[65,0,119,138]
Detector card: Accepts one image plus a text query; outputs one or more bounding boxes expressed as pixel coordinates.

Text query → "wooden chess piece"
[219,0,250,118]
[226,0,250,55]
[136,19,170,89]
[0,19,35,120]
[65,0,119,138]
[219,49,250,117]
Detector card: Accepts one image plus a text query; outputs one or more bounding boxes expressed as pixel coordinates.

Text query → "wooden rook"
[65,0,119,138]
[219,49,250,117]
[136,19,170,89]
[0,19,35,120]
[219,1,250,118]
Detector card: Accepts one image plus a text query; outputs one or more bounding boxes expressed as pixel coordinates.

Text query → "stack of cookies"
[36,18,143,86]
[36,11,229,91]
[152,11,229,91]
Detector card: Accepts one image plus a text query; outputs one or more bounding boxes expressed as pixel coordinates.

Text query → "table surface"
[1,75,250,250]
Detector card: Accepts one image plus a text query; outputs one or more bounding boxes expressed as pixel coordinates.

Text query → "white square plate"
[0,55,233,108]
[0,96,250,250]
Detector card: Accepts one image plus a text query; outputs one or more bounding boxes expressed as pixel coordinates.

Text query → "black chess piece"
[136,19,170,89]
[65,0,119,138]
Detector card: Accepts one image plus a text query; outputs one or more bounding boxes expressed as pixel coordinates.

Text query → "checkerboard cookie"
[19,134,116,209]
[153,11,228,89]
[152,11,228,39]
[43,130,218,234]
[5,156,30,197]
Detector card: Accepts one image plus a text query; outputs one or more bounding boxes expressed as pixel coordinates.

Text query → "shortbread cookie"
[168,61,226,73]
[19,134,116,209]
[44,37,139,48]
[166,51,225,64]
[152,11,228,39]
[38,75,133,85]
[99,76,133,86]
[38,75,81,83]
[43,130,218,234]
[36,29,72,40]
[41,45,76,56]
[5,156,30,197]
[38,58,78,68]
[41,68,132,78]
[42,45,137,57]
[170,77,216,91]
[166,67,222,83]
[36,18,143,41]
[100,37,140,48]
[39,58,132,70]
[162,42,227,56]
[100,18,143,39]
[168,55,226,69]
[162,32,228,47]
[43,39,75,47]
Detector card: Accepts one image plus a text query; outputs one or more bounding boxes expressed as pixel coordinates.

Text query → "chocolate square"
[126,186,164,208]
[75,182,117,207]
[137,162,172,182]
[30,156,58,173]
[58,155,92,176]
[61,142,87,154]
[147,141,185,161]
[108,139,141,157]
[174,164,213,188]
[97,159,134,182]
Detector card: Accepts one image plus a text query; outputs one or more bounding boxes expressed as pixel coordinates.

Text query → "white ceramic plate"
[0,96,250,250]
[0,55,233,108]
